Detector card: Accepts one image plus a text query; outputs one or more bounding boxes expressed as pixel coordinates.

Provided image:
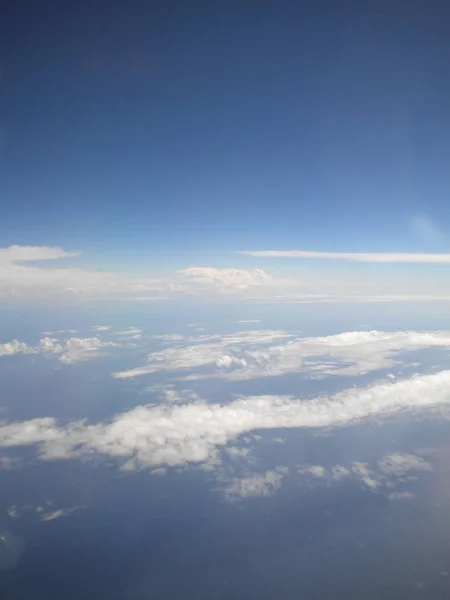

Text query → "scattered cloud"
[238,249,450,263]
[113,329,291,379]
[92,325,111,331]
[298,465,327,478]
[377,452,433,477]
[0,335,118,364]
[222,470,285,499]
[298,452,432,499]
[0,370,449,471]
[112,328,450,382]
[6,504,83,521]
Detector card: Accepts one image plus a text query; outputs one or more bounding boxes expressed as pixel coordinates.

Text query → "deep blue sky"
[2,0,450,267]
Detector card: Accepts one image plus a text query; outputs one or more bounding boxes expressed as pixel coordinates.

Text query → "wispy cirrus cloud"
[238,249,450,263]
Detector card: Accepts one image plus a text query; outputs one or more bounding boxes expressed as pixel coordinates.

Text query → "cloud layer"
[112,328,450,381]
[1,369,450,470]
[5,244,450,302]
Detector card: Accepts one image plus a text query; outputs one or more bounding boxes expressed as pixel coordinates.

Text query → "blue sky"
[2,1,450,299]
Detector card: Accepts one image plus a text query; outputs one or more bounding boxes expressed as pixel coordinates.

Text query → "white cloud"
[298,465,327,478]
[0,340,33,357]
[3,244,450,302]
[238,249,450,263]
[377,453,432,477]
[113,329,291,379]
[0,370,450,471]
[0,244,166,300]
[222,470,285,499]
[116,328,142,337]
[0,245,79,263]
[57,337,118,364]
[298,452,432,497]
[40,507,81,522]
[112,328,450,382]
[236,320,261,324]
[179,267,272,288]
[0,336,117,364]
[92,325,111,331]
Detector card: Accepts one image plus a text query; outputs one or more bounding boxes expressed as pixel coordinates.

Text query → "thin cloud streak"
[238,250,450,263]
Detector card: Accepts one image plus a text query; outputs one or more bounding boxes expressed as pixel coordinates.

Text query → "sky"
[3,0,450,286]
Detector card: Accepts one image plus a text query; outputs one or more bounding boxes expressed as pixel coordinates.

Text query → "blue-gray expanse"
[1,301,450,599]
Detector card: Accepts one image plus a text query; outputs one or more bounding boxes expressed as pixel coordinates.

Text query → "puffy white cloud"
[0,336,117,364]
[377,453,433,477]
[57,337,118,364]
[179,267,272,288]
[0,370,449,471]
[0,340,33,357]
[298,465,327,478]
[113,328,450,381]
[239,249,450,263]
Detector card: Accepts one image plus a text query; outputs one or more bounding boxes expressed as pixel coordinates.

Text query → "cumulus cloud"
[112,328,450,381]
[238,249,450,263]
[377,452,432,477]
[298,465,327,478]
[0,336,117,364]
[179,267,272,288]
[0,370,450,470]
